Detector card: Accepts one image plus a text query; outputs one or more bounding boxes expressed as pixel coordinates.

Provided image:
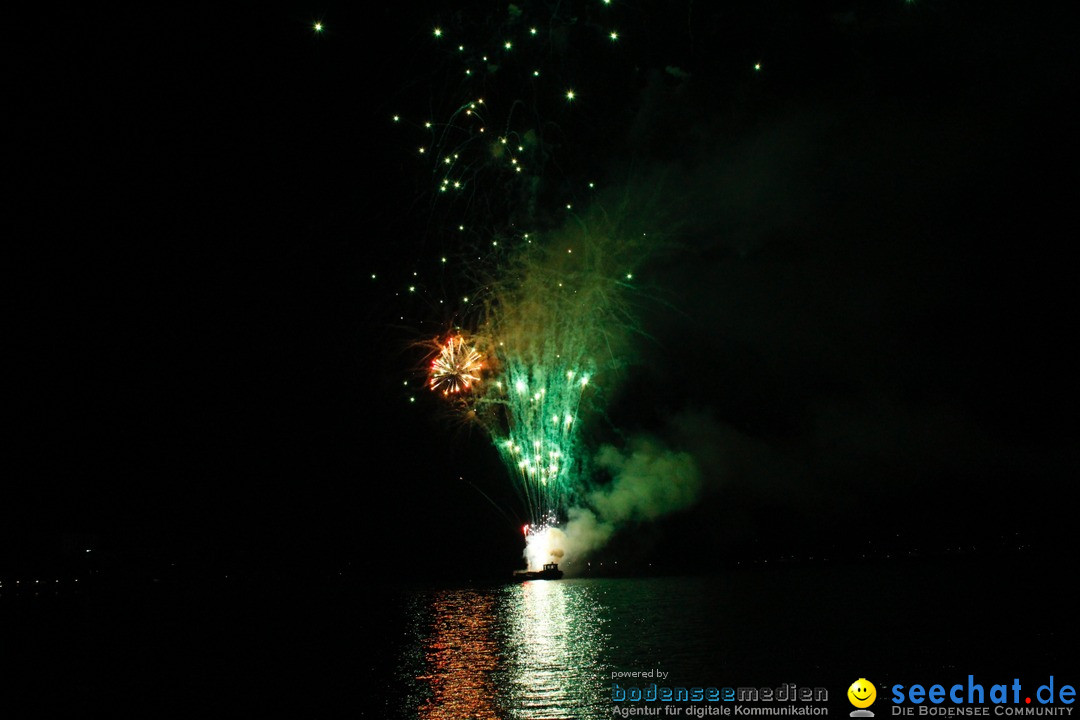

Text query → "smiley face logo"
[848,679,877,709]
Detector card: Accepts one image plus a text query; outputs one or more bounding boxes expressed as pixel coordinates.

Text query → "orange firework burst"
[429,336,483,395]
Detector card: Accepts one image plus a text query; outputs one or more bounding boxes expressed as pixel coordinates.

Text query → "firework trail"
[425,208,650,561]
[471,212,646,522]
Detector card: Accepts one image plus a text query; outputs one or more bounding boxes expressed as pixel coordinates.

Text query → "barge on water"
[512,562,564,581]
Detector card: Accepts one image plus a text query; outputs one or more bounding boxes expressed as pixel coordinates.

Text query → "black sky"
[8,1,1077,577]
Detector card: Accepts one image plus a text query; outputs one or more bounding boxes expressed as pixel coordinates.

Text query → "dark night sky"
[7,1,1077,578]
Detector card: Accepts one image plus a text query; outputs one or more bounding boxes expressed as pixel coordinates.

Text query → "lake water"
[3,558,1073,714]
[380,560,1073,718]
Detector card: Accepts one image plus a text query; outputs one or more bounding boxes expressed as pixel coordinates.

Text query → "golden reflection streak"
[417,591,500,720]
[412,583,609,719]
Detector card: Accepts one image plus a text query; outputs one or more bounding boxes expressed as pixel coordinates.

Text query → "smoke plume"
[527,433,704,569]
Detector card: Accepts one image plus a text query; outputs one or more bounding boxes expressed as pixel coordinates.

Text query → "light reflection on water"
[414,591,501,719]
[399,580,613,719]
[389,565,1072,717]
[502,580,610,718]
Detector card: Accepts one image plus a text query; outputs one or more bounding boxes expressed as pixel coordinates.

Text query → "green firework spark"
[467,212,647,524]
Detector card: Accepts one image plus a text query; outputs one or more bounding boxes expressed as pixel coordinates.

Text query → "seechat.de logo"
[849,678,878,718]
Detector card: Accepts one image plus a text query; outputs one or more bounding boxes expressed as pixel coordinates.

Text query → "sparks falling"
[435,212,648,537]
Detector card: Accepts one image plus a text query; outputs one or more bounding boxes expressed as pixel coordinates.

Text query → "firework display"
[423,214,646,535]
[430,336,483,395]
[390,1,670,568]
